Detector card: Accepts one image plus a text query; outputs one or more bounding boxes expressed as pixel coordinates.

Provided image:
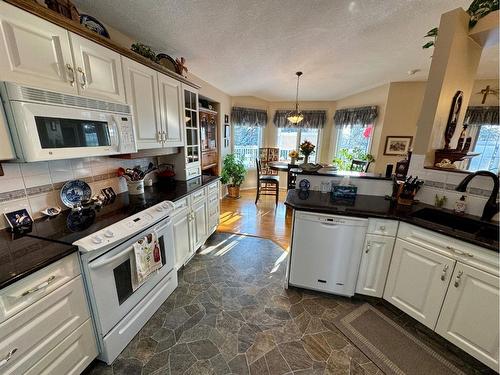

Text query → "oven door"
[10,101,122,161]
[86,217,174,335]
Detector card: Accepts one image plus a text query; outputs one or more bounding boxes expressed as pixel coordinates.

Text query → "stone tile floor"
[83,232,492,375]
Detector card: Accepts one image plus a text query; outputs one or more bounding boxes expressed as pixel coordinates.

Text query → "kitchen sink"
[410,207,499,242]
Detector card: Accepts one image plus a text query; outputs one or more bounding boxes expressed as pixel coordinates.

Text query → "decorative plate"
[60,180,92,208]
[156,53,177,72]
[80,14,110,38]
[299,179,310,191]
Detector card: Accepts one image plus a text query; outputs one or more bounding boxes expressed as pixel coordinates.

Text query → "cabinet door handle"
[454,270,463,287]
[440,264,449,281]
[21,275,56,297]
[365,241,371,254]
[66,64,75,86]
[0,348,17,368]
[77,67,87,89]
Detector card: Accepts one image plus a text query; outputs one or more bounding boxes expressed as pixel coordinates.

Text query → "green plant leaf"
[422,41,435,49]
[220,154,246,187]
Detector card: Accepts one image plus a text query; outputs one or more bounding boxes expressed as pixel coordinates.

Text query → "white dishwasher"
[289,211,368,296]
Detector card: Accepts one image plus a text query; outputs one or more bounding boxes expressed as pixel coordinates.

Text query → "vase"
[290,157,296,165]
[303,154,309,164]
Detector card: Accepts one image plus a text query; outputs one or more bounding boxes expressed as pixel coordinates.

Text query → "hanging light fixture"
[287,71,304,125]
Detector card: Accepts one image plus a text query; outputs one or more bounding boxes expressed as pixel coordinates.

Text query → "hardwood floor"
[218,188,292,250]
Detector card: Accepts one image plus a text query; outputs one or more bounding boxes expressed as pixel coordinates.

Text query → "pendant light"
[287,71,304,124]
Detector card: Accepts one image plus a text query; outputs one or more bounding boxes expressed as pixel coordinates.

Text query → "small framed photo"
[4,208,33,230]
[224,114,229,124]
[384,136,413,155]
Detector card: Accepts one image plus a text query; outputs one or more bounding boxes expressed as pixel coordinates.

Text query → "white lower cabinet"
[24,319,97,375]
[0,274,95,374]
[172,207,191,270]
[356,234,395,297]
[191,197,208,251]
[383,239,455,329]
[435,263,499,371]
[172,182,220,269]
[207,192,220,234]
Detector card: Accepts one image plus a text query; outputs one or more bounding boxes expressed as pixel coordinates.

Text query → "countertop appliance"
[289,211,368,296]
[74,200,177,364]
[0,82,136,161]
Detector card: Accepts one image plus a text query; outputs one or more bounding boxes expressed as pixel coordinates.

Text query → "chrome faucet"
[455,171,499,221]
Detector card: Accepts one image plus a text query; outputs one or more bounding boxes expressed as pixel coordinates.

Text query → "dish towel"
[131,232,162,291]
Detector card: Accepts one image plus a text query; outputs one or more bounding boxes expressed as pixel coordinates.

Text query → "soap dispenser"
[454,195,467,215]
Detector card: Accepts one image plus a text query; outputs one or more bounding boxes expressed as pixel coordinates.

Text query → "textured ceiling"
[73,0,498,101]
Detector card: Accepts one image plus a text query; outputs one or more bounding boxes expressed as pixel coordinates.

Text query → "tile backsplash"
[0,156,156,229]
[409,153,498,220]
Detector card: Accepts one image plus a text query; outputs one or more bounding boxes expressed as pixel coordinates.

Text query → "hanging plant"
[422,0,499,49]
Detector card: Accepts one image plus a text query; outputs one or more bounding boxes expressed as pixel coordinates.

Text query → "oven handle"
[89,246,133,270]
[89,218,171,270]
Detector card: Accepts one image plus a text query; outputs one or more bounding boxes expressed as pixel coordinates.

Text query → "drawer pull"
[317,279,327,284]
[447,246,474,258]
[454,270,463,287]
[21,275,56,297]
[440,265,449,281]
[0,348,17,368]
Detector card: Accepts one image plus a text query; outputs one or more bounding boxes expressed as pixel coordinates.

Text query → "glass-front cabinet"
[184,89,200,164]
[171,86,201,180]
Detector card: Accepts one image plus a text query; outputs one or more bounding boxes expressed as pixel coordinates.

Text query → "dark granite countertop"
[290,168,391,180]
[0,175,219,289]
[285,189,499,251]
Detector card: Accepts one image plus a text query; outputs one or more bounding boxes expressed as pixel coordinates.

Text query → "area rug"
[334,304,466,375]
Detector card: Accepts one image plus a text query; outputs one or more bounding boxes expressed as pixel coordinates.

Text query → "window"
[335,124,373,156]
[277,128,320,162]
[233,125,262,168]
[468,125,500,173]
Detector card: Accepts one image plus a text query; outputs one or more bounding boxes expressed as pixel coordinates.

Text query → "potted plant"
[220,154,246,198]
[299,140,315,164]
[333,148,375,171]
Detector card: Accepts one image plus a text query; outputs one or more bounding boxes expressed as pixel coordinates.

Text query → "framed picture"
[224,114,229,124]
[384,136,413,155]
[4,208,33,230]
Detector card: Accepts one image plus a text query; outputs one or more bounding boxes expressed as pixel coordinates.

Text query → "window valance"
[231,107,268,127]
[465,106,499,126]
[273,110,327,129]
[334,106,378,127]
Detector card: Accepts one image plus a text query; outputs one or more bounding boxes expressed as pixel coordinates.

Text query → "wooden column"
[413,8,482,163]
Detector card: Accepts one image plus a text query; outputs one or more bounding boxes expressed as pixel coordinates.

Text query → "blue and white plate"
[60,180,92,208]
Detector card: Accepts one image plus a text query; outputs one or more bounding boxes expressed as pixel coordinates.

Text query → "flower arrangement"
[288,150,299,159]
[299,140,315,157]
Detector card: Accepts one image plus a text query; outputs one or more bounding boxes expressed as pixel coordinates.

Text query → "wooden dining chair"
[350,159,370,172]
[255,159,279,205]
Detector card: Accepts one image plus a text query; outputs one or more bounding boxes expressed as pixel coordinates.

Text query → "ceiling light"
[287,72,304,125]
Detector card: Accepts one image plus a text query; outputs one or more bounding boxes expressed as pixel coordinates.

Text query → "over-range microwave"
[0,82,137,162]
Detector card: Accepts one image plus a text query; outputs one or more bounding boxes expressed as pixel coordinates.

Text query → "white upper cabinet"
[356,234,395,298]
[436,263,499,371]
[383,239,456,329]
[70,33,125,103]
[0,2,76,94]
[158,74,183,147]
[122,57,162,149]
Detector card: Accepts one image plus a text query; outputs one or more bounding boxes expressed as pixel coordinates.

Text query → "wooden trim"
[3,0,201,89]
